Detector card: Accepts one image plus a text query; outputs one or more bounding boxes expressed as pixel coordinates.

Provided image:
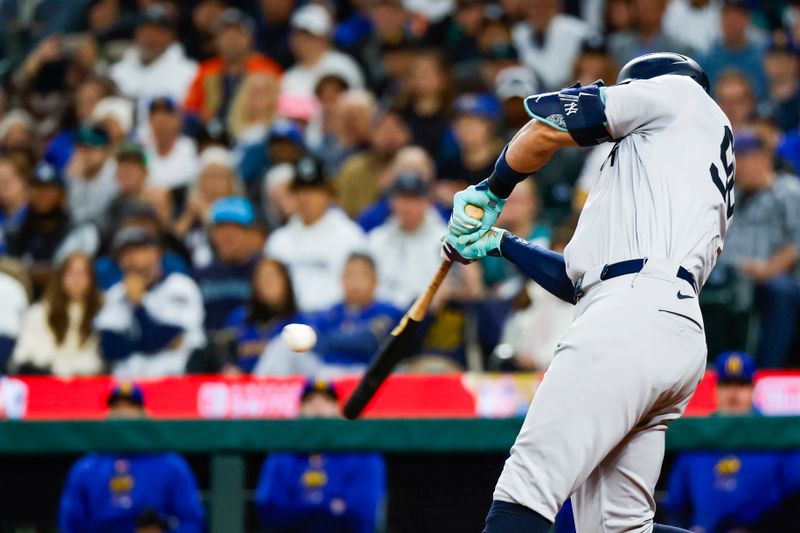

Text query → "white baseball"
[281,323,317,352]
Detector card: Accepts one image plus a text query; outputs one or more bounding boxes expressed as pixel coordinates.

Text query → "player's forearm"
[500,233,576,304]
[487,121,577,198]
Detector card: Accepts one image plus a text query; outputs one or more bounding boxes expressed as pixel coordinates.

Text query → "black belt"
[574,258,697,302]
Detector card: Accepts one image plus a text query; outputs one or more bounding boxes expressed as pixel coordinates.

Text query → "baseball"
[281,323,317,352]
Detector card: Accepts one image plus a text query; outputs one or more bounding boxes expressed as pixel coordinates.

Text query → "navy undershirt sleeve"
[500,233,576,304]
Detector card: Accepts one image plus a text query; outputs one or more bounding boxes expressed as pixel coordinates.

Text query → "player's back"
[564,75,734,288]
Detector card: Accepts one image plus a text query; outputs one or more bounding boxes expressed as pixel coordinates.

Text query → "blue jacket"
[193,255,258,332]
[311,301,403,365]
[255,452,385,533]
[59,453,205,533]
[664,451,800,532]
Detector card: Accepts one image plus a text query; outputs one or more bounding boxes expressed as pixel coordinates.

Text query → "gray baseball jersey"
[493,75,733,532]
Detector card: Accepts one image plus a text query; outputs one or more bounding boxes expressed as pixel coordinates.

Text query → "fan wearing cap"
[718,131,800,369]
[438,94,504,189]
[699,0,767,100]
[254,378,386,533]
[95,202,190,291]
[661,352,800,532]
[367,171,447,309]
[6,163,100,287]
[193,197,264,334]
[59,382,205,533]
[281,4,365,97]
[424,0,485,70]
[65,124,120,227]
[265,157,366,312]
[103,143,151,236]
[109,4,198,131]
[140,96,201,191]
[184,8,282,126]
[94,226,205,377]
[763,30,800,132]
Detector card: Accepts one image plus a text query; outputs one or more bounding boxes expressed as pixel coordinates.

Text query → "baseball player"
[442,53,735,532]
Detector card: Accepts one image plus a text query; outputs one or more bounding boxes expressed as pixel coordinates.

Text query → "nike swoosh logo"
[677,291,695,300]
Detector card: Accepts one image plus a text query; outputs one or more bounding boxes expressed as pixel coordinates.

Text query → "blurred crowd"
[0,0,798,381]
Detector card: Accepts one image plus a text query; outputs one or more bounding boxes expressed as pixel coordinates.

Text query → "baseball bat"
[342,204,484,420]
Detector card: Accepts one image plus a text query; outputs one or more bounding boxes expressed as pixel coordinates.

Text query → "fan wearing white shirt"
[141,97,200,191]
[281,4,365,97]
[266,157,366,312]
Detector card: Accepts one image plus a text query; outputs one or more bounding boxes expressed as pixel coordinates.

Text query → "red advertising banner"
[0,371,796,421]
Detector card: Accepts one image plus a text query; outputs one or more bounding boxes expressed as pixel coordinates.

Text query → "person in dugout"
[254,379,386,533]
[58,383,205,533]
[663,351,800,532]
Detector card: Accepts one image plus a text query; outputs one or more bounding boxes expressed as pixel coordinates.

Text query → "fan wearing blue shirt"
[663,352,800,532]
[255,379,386,533]
[58,383,205,533]
[311,253,403,366]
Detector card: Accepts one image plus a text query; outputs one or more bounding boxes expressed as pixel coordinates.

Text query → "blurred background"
[0,0,799,531]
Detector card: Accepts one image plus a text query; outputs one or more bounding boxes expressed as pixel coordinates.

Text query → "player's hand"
[449,181,506,245]
[442,227,506,263]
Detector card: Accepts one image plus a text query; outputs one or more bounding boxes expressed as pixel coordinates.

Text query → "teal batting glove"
[448,180,506,245]
[442,227,506,263]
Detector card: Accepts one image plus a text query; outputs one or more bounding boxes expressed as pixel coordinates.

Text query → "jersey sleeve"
[602,76,693,139]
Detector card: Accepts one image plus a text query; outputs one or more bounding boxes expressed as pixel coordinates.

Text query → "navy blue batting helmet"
[617,52,710,94]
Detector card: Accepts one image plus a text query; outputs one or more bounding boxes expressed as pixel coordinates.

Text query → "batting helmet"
[617,52,710,94]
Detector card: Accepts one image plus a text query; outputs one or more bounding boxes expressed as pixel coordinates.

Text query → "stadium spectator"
[266,157,366,312]
[91,96,135,151]
[194,197,263,334]
[140,97,200,191]
[94,227,205,377]
[608,0,689,66]
[0,155,30,248]
[494,66,539,140]
[438,94,504,189]
[109,4,198,129]
[174,146,243,269]
[59,383,204,533]
[223,258,299,373]
[368,171,447,308]
[479,24,523,95]
[11,253,102,376]
[394,50,455,158]
[663,352,800,532]
[721,132,800,369]
[255,379,386,533]
[96,202,190,291]
[0,269,29,373]
[103,143,151,238]
[65,124,119,227]
[326,89,377,176]
[663,0,721,55]
[425,0,484,76]
[184,8,282,127]
[45,76,116,173]
[312,73,350,160]
[281,4,365,97]
[761,31,800,132]
[227,72,279,145]
[7,163,100,285]
[714,70,758,130]
[572,37,619,86]
[700,0,767,99]
[254,0,296,69]
[335,106,412,219]
[511,0,593,90]
[312,253,402,366]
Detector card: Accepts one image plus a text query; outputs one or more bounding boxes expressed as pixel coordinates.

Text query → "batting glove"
[442,227,506,263]
[449,180,506,245]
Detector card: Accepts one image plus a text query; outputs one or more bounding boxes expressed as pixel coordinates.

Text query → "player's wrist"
[488,145,531,198]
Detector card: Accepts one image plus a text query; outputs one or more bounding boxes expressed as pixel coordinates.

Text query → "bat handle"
[464,204,484,220]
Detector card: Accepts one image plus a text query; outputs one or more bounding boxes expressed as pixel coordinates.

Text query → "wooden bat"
[342,204,484,420]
